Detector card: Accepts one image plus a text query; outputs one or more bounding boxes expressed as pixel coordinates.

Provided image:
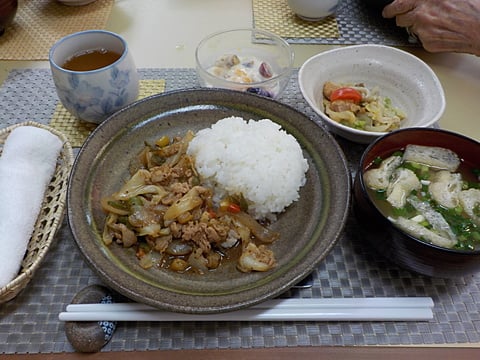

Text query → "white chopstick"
[59,297,434,322]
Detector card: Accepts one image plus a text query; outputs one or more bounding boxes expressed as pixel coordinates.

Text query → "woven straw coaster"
[49,79,166,147]
[252,0,339,39]
[0,0,114,60]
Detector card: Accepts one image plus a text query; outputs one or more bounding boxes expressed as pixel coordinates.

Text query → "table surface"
[1,0,480,357]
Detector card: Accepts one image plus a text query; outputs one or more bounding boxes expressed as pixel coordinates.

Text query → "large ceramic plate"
[68,88,351,314]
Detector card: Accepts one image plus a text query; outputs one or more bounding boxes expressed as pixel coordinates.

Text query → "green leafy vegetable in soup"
[364,144,480,250]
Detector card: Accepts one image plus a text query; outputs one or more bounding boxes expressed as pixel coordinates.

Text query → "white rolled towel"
[0,126,63,288]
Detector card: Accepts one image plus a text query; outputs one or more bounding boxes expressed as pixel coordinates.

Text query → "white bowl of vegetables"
[298,44,446,144]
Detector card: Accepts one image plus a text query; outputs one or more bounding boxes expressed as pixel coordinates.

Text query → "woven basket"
[0,121,74,304]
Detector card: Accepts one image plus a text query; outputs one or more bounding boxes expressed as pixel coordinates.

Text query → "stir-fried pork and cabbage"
[364,144,480,250]
[101,132,279,274]
[323,81,406,132]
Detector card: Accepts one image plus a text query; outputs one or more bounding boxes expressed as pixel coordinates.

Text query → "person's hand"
[382,0,480,56]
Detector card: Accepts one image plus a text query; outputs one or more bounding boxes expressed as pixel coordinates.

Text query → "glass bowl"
[195,28,294,99]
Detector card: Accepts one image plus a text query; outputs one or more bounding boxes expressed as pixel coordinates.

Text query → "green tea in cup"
[62,48,122,71]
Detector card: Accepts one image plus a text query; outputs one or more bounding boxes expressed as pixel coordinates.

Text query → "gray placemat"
[334,0,414,46]
[253,0,418,46]
[0,68,479,354]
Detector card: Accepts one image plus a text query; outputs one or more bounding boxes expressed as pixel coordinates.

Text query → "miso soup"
[364,145,480,251]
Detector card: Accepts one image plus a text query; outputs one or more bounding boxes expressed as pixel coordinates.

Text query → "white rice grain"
[187,116,309,218]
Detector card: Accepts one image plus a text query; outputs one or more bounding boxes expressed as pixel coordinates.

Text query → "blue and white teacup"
[49,30,139,124]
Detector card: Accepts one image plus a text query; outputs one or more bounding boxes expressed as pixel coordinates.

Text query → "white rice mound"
[186,116,309,218]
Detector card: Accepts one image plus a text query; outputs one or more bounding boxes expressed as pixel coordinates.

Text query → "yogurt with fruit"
[207,54,277,97]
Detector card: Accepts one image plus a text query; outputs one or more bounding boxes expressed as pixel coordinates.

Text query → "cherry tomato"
[330,87,362,103]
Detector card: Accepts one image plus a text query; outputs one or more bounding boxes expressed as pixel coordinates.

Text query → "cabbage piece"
[365,100,383,121]
[128,201,160,226]
[386,168,421,208]
[187,248,208,274]
[390,216,457,248]
[101,196,130,216]
[136,223,162,237]
[364,123,394,133]
[102,213,118,245]
[363,98,402,132]
[163,186,205,221]
[402,145,460,171]
[113,169,168,200]
[237,242,276,272]
[363,155,403,191]
[428,170,463,208]
[164,130,194,167]
[324,100,356,124]
[383,97,406,119]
